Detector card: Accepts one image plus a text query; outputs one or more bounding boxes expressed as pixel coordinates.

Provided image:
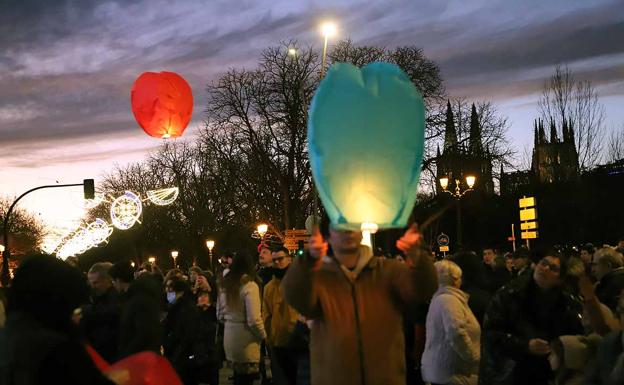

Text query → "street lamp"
[206,240,215,270]
[288,47,297,56]
[439,175,476,248]
[148,256,156,264]
[171,250,178,267]
[319,21,337,82]
[257,224,268,239]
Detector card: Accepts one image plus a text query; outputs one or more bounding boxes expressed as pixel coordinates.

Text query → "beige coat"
[217,280,267,363]
[282,245,437,385]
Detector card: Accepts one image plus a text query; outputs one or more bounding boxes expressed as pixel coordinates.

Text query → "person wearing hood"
[421,260,481,385]
[263,246,301,385]
[0,254,125,385]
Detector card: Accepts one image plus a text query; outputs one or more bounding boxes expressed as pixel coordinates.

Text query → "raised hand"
[308,226,328,259]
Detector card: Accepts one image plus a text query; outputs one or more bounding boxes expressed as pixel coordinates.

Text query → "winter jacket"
[263,275,300,348]
[282,245,437,385]
[0,311,114,385]
[595,268,624,313]
[117,276,163,359]
[217,278,267,363]
[479,275,584,385]
[421,286,481,385]
[81,286,121,362]
[163,294,201,373]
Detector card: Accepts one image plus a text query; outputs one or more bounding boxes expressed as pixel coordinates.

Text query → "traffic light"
[83,179,95,199]
[297,240,305,256]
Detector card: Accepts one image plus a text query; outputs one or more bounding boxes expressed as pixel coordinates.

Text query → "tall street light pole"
[439,175,476,249]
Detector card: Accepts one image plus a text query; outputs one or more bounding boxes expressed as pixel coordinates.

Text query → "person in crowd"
[585,292,624,385]
[0,254,125,384]
[490,255,512,292]
[189,266,203,286]
[593,247,624,313]
[548,334,603,385]
[282,215,437,385]
[482,247,497,292]
[580,243,596,274]
[220,253,234,277]
[217,253,266,385]
[450,251,492,326]
[195,288,220,385]
[263,246,301,385]
[163,277,202,385]
[109,261,162,359]
[82,262,121,362]
[480,249,584,385]
[256,243,274,385]
[504,253,515,276]
[421,260,480,385]
[164,268,184,283]
[511,247,532,279]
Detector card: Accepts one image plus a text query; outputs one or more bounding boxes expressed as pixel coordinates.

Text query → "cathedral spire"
[562,117,569,143]
[469,103,483,154]
[538,118,548,144]
[534,119,539,146]
[443,100,457,153]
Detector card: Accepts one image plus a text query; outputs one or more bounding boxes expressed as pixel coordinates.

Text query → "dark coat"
[479,275,584,385]
[163,295,201,370]
[585,331,624,385]
[118,277,162,359]
[0,312,114,385]
[81,286,120,362]
[596,268,624,313]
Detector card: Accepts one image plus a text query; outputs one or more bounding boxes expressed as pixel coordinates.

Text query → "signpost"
[284,229,310,252]
[519,196,538,248]
[437,233,450,258]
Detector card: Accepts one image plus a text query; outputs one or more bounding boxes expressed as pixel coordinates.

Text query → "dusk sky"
[2,0,623,229]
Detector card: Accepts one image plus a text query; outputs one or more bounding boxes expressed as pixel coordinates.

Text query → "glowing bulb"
[257,223,268,238]
[206,240,215,250]
[288,48,297,56]
[465,175,476,189]
[320,22,337,37]
[439,177,449,190]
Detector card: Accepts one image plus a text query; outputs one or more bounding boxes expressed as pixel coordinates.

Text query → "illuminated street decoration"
[110,191,143,230]
[147,187,179,206]
[83,193,105,209]
[86,218,114,246]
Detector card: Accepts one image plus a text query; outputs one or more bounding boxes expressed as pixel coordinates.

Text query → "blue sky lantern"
[308,62,426,233]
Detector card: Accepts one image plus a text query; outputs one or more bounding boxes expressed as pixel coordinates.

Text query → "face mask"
[167,291,177,304]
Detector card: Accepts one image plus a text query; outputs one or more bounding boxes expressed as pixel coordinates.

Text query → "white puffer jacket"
[421,285,481,385]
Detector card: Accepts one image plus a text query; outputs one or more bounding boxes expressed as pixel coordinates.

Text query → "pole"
[456,198,462,249]
[511,223,516,252]
[2,182,85,286]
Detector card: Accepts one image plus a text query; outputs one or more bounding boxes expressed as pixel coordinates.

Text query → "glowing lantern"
[131,72,193,139]
[308,62,425,231]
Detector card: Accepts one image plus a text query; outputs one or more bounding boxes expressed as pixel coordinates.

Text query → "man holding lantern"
[282,216,437,385]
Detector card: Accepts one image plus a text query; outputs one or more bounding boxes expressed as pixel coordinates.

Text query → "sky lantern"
[308,62,425,232]
[131,71,193,139]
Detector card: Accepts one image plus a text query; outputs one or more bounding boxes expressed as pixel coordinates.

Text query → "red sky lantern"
[131,71,193,139]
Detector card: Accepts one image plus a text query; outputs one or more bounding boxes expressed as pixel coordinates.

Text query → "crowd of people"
[0,221,624,385]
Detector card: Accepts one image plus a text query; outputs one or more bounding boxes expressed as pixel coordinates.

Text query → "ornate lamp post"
[439,175,476,248]
[170,250,178,268]
[257,224,268,240]
[206,240,215,270]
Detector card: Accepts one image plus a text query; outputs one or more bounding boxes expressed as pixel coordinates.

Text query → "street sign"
[437,233,450,247]
[285,229,310,237]
[521,231,538,239]
[520,221,538,230]
[439,245,450,252]
[519,196,536,208]
[519,208,537,221]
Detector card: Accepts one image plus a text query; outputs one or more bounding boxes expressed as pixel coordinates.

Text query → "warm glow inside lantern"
[308,62,426,231]
[131,71,193,139]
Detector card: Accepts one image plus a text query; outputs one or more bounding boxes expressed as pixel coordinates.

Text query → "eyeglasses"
[539,258,561,273]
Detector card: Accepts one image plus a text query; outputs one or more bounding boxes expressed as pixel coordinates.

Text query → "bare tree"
[1,196,45,255]
[538,64,606,170]
[605,124,624,163]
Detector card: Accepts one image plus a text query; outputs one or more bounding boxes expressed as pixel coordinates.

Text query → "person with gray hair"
[593,247,624,313]
[82,261,121,362]
[421,260,481,385]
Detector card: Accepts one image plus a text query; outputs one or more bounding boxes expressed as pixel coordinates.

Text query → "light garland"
[146,187,179,206]
[110,191,143,230]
